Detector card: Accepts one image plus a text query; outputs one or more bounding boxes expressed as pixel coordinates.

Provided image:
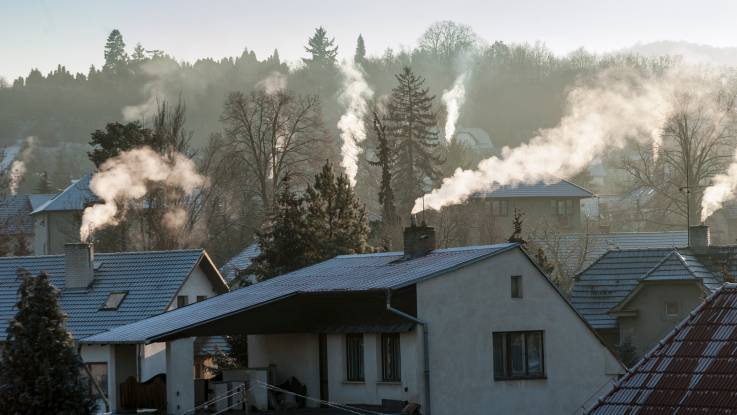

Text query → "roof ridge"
[639,249,694,281]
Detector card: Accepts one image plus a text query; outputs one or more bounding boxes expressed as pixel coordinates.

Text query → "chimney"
[64,243,94,289]
[688,225,711,252]
[403,220,436,259]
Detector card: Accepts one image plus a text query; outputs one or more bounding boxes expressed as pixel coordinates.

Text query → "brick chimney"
[689,225,711,252]
[403,220,436,258]
[64,243,94,289]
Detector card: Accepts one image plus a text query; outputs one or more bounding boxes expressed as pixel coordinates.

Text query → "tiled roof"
[0,249,214,339]
[220,243,260,282]
[83,243,519,344]
[0,194,54,234]
[571,248,722,330]
[473,179,594,199]
[589,284,737,414]
[31,175,97,214]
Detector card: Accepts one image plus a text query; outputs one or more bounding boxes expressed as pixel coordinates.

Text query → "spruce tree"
[388,67,442,217]
[369,108,399,249]
[131,42,147,63]
[103,29,128,74]
[0,272,94,414]
[303,27,338,68]
[354,34,367,64]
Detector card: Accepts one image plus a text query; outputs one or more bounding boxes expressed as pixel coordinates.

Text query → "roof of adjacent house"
[571,247,724,330]
[31,175,97,214]
[473,179,594,199]
[0,249,226,339]
[83,243,520,344]
[220,243,260,282]
[0,194,54,235]
[589,284,737,414]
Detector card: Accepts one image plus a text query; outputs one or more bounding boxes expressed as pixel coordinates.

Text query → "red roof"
[589,283,737,414]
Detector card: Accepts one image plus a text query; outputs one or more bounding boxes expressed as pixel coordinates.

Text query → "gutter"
[385,290,431,415]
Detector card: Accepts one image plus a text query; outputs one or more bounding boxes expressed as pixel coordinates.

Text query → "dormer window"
[100,291,127,310]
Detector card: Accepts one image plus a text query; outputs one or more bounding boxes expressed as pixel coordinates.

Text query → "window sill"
[342,380,365,385]
[494,375,547,382]
[376,381,402,386]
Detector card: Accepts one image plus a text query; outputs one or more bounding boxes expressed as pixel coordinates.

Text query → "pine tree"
[354,34,366,64]
[388,67,442,217]
[369,108,399,249]
[131,42,147,63]
[103,29,128,74]
[303,27,338,68]
[0,272,94,414]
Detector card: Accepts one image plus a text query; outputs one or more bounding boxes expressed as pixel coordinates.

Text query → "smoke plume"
[702,152,737,221]
[80,146,206,240]
[122,59,181,121]
[9,136,37,195]
[337,61,374,186]
[442,73,467,142]
[256,71,288,95]
[413,68,706,214]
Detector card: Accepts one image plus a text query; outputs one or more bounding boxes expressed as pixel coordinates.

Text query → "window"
[551,199,575,216]
[493,331,545,380]
[491,200,510,217]
[196,295,207,302]
[100,291,127,310]
[665,301,679,318]
[511,276,522,298]
[345,334,364,381]
[380,333,401,382]
[84,362,108,399]
[177,296,189,308]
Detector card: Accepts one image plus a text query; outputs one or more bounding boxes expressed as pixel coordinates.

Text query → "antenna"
[422,195,426,225]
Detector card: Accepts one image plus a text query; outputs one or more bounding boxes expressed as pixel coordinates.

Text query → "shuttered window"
[345,334,364,381]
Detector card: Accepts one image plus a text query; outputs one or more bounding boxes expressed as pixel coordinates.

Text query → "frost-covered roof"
[0,249,225,339]
[0,194,52,235]
[31,175,97,214]
[220,243,260,282]
[473,179,594,199]
[589,284,737,414]
[83,243,519,344]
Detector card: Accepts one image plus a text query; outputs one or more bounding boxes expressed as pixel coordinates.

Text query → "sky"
[2,0,737,81]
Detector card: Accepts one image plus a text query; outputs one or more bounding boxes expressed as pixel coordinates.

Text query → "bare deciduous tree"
[418,21,478,61]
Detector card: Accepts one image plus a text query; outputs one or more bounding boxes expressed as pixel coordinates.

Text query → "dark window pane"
[510,333,526,376]
[381,333,401,382]
[177,296,188,308]
[493,333,505,378]
[346,334,364,381]
[511,276,522,298]
[526,332,543,375]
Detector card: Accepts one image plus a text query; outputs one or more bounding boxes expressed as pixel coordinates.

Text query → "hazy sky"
[2,0,737,80]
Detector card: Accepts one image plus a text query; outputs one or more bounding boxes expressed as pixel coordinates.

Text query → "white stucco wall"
[416,248,623,415]
[166,338,195,415]
[167,265,219,311]
[32,214,47,255]
[141,342,167,381]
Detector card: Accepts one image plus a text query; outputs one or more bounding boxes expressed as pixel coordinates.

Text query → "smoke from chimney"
[702,152,737,221]
[9,136,37,195]
[412,67,718,214]
[256,71,287,95]
[337,61,374,186]
[442,73,467,142]
[80,146,206,241]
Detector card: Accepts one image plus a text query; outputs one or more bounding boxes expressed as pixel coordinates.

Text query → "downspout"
[385,290,431,415]
[77,343,110,413]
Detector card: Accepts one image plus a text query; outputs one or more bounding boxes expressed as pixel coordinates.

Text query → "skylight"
[101,291,127,310]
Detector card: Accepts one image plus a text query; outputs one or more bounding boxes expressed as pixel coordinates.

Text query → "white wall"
[248,333,321,407]
[32,214,47,255]
[167,265,219,310]
[141,342,167,381]
[416,249,623,415]
[166,338,195,415]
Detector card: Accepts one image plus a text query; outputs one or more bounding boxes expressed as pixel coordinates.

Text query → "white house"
[84,224,624,415]
[0,243,228,412]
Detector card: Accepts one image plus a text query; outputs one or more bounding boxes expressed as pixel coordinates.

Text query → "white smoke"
[442,73,467,142]
[256,71,287,95]
[413,67,711,214]
[9,136,37,195]
[702,152,737,221]
[337,61,374,186]
[80,146,206,241]
[122,59,181,121]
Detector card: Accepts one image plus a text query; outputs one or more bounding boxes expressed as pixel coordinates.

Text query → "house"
[31,175,97,254]
[219,242,260,286]
[0,193,54,254]
[83,224,624,415]
[570,225,731,360]
[588,283,737,413]
[0,243,228,412]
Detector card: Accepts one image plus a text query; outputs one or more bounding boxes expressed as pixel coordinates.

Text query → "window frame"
[665,301,679,319]
[380,333,401,382]
[196,295,207,302]
[99,291,128,310]
[345,333,365,382]
[511,275,522,299]
[176,295,189,308]
[491,200,510,217]
[493,330,545,381]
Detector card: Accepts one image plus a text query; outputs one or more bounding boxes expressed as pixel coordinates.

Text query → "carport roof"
[82,243,518,344]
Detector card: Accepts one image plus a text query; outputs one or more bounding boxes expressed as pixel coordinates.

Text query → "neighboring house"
[0,243,228,413]
[454,127,495,155]
[84,224,624,415]
[588,283,737,414]
[219,242,260,286]
[31,175,97,254]
[0,194,54,254]
[571,226,729,359]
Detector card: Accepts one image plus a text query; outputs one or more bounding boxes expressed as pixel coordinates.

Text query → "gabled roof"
[0,249,226,339]
[589,284,737,414]
[82,243,519,344]
[473,179,594,199]
[31,175,97,214]
[220,243,260,282]
[0,194,52,235]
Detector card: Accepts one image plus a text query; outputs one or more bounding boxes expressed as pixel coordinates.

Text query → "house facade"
[84,225,623,415]
[0,243,228,412]
[0,193,53,254]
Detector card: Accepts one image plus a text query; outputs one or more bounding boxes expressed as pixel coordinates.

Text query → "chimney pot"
[403,224,436,258]
[689,225,711,252]
[64,243,94,289]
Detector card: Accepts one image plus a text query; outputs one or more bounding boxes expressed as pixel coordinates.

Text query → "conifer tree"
[388,67,442,217]
[0,272,94,414]
[303,27,338,68]
[354,34,367,64]
[103,29,128,74]
[35,171,52,194]
[131,42,147,63]
[369,108,399,249]
[13,232,31,256]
